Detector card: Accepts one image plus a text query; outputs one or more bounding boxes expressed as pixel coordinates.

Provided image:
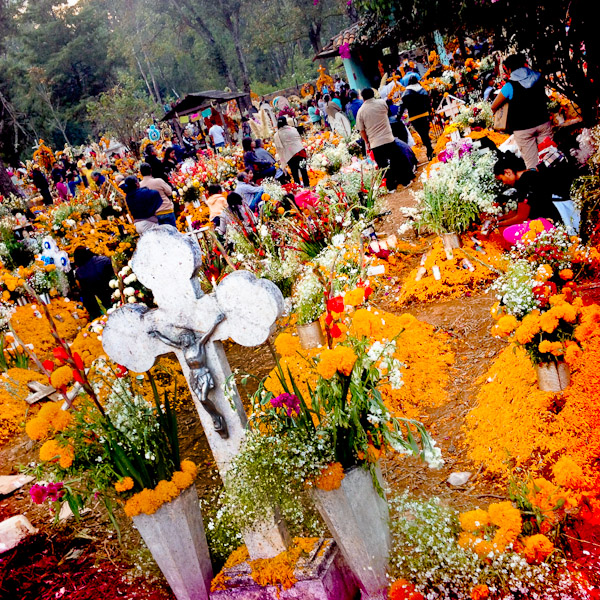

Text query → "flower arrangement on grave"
[108,261,154,307]
[220,297,443,534]
[309,140,352,174]
[414,146,501,236]
[451,101,494,131]
[19,293,195,524]
[387,492,598,600]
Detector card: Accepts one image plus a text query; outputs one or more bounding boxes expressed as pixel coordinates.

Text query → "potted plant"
[293,270,326,349]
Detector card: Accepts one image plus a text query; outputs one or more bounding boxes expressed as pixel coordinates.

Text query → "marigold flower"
[559,268,574,280]
[459,508,490,532]
[316,349,338,379]
[536,264,553,281]
[52,409,74,432]
[49,365,73,389]
[335,346,357,376]
[523,533,554,563]
[492,315,518,337]
[539,311,559,334]
[155,480,180,504]
[470,584,490,600]
[180,460,197,476]
[115,477,134,492]
[344,288,365,307]
[552,456,588,489]
[314,462,345,491]
[274,333,301,357]
[26,417,51,441]
[172,470,194,490]
[389,579,424,600]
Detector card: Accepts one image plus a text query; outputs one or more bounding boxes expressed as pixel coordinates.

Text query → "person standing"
[308,99,322,126]
[324,94,341,125]
[345,91,363,127]
[31,166,53,205]
[491,53,553,169]
[144,144,167,182]
[122,175,162,234]
[356,88,414,190]
[73,247,115,318]
[139,162,176,227]
[398,75,434,161]
[273,117,310,188]
[209,121,226,148]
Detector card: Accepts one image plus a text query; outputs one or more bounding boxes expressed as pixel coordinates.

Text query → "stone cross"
[437,95,465,120]
[102,226,290,559]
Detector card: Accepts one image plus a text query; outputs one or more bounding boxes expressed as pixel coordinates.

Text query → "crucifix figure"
[149,314,228,438]
[102,226,290,560]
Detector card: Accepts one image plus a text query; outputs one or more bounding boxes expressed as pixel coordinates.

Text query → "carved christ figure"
[149,313,229,438]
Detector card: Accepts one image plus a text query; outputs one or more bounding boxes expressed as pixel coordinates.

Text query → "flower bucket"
[311,466,391,600]
[132,485,213,600]
[441,233,461,250]
[536,361,571,392]
[297,320,326,350]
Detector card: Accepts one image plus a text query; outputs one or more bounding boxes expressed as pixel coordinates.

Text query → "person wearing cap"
[122,175,162,234]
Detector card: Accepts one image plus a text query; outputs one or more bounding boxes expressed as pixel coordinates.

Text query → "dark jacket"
[399,85,431,120]
[76,255,114,318]
[144,153,167,182]
[506,68,549,131]
[125,187,162,220]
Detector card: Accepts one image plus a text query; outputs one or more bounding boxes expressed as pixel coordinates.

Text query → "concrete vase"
[133,485,213,600]
[536,361,571,392]
[312,466,390,599]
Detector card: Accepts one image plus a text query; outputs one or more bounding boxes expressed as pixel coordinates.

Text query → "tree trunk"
[223,8,251,93]
[168,0,238,91]
[0,158,22,198]
[308,20,322,55]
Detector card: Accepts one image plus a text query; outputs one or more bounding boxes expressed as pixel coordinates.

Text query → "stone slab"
[210,539,359,600]
[0,515,37,554]
[0,475,34,496]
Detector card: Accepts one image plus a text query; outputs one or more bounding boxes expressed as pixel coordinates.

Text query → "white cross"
[102,226,289,559]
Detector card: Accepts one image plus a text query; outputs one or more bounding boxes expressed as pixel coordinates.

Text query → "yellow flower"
[344,288,365,307]
[50,365,73,389]
[529,220,546,233]
[274,333,301,357]
[559,268,573,280]
[115,477,134,492]
[316,349,338,379]
[180,460,197,476]
[459,508,490,532]
[523,534,554,563]
[492,315,518,338]
[335,346,357,376]
[172,470,194,490]
[539,311,559,334]
[39,438,74,468]
[314,462,345,491]
[552,456,588,489]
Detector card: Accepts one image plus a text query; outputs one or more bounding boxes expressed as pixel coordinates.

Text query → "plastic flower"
[115,477,134,493]
[314,462,345,491]
[523,534,554,563]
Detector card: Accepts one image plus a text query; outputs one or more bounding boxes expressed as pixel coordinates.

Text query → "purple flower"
[30,482,65,504]
[339,43,352,60]
[46,482,65,502]
[271,393,301,416]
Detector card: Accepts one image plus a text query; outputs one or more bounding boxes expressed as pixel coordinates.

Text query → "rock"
[0,475,34,496]
[447,472,472,487]
[0,515,37,554]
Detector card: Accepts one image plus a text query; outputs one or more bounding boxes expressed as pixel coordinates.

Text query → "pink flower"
[271,393,301,416]
[339,43,352,60]
[30,484,48,504]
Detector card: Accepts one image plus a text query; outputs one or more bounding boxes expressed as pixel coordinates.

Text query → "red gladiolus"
[72,369,85,385]
[330,324,342,338]
[73,352,84,371]
[364,286,373,298]
[325,313,333,326]
[53,346,69,363]
[327,296,344,313]
[42,359,55,373]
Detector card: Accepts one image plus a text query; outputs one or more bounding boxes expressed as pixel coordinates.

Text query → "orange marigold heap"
[26,401,73,441]
[39,438,75,468]
[395,237,506,306]
[0,368,47,445]
[388,578,425,600]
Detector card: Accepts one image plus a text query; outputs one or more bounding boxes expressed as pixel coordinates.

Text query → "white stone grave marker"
[102,226,289,559]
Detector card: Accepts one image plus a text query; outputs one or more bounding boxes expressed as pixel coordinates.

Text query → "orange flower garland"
[123,460,197,517]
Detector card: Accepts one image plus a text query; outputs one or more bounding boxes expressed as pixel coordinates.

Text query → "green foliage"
[0,334,30,372]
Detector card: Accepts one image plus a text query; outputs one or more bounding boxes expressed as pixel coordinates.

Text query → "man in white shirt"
[209,122,226,148]
[139,162,176,227]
